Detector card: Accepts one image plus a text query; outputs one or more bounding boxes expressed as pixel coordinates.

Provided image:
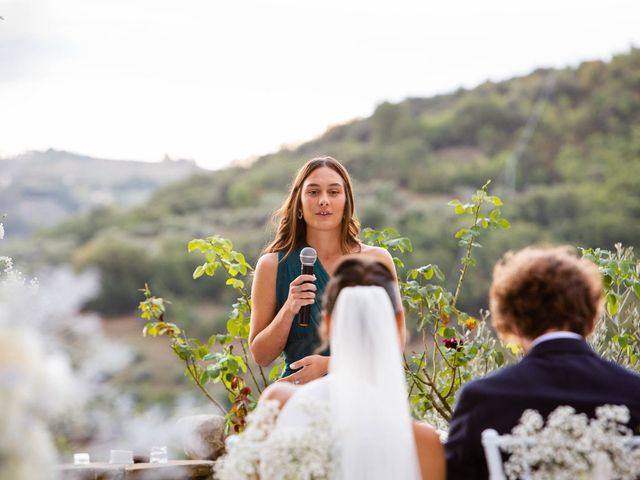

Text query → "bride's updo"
[322,256,400,315]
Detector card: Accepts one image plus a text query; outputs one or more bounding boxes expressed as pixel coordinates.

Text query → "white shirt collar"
[530,331,584,348]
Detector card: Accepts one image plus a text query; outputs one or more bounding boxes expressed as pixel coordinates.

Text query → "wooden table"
[57,460,215,480]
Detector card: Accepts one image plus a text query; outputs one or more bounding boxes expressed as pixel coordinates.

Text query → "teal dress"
[276,246,331,377]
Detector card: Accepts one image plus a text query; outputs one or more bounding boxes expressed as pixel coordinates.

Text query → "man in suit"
[445,246,640,480]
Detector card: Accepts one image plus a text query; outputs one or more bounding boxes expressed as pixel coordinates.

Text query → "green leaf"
[226,278,245,289]
[199,369,209,385]
[614,335,629,348]
[227,318,240,336]
[196,346,210,360]
[422,267,434,280]
[269,361,285,381]
[438,327,456,338]
[206,364,222,381]
[187,239,209,252]
[603,274,613,289]
[493,351,505,367]
[142,323,156,337]
[606,293,619,316]
[193,265,205,279]
[634,283,640,300]
[498,219,511,229]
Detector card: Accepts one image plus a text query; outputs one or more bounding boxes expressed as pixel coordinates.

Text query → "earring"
[297,209,303,220]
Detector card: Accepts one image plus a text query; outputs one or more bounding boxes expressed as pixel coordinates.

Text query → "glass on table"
[149,445,168,464]
[73,453,90,465]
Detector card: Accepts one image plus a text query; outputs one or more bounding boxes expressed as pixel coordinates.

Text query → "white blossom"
[214,399,334,480]
[503,404,640,480]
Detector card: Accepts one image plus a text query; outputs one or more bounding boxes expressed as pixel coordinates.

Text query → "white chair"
[481,428,640,480]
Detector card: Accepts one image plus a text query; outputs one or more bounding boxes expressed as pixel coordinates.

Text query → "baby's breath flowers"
[503,405,640,480]
[215,399,333,480]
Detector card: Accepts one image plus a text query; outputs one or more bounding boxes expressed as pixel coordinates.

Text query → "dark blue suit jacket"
[445,338,640,480]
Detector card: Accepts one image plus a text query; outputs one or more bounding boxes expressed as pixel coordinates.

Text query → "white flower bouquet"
[503,405,640,480]
[214,399,333,480]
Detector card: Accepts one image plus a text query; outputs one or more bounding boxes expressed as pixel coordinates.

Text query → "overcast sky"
[1,0,639,169]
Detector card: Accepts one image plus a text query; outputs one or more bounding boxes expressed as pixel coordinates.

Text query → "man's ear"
[585,315,598,337]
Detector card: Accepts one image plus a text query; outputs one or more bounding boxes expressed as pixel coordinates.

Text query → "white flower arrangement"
[214,399,333,480]
[503,405,640,480]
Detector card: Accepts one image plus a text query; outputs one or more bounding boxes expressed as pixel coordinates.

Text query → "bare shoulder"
[359,244,392,260]
[359,244,396,271]
[260,382,298,408]
[251,252,279,300]
[412,421,442,444]
[255,252,279,272]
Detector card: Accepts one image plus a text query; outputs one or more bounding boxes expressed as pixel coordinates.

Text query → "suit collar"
[525,337,597,358]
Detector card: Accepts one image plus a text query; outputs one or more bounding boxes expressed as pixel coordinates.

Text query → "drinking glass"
[149,445,168,464]
[73,453,90,465]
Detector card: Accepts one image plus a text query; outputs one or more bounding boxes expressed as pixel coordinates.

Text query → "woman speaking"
[249,156,405,385]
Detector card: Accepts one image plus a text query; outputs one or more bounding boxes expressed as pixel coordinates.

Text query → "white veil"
[329,286,421,480]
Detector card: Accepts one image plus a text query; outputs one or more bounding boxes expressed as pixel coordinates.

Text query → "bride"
[261,257,445,480]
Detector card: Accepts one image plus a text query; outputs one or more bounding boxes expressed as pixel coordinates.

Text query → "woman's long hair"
[264,156,360,258]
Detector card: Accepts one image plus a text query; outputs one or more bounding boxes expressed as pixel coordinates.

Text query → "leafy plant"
[140,236,279,433]
[365,181,512,423]
[139,182,640,434]
[584,243,640,371]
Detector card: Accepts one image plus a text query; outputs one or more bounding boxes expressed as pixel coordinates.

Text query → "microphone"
[298,247,317,327]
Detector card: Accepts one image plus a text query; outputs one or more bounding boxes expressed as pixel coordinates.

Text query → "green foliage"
[139,236,277,433]
[366,183,512,421]
[75,236,154,315]
[585,244,640,370]
[140,182,640,432]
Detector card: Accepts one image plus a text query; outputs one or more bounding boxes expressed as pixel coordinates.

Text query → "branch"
[452,204,481,309]
[184,359,227,414]
[239,339,263,395]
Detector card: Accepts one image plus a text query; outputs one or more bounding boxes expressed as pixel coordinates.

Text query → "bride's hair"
[322,256,399,316]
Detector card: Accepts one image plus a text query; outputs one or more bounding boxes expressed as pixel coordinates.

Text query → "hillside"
[10,49,640,327]
[0,149,202,236]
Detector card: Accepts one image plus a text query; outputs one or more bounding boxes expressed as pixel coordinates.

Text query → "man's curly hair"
[490,246,603,339]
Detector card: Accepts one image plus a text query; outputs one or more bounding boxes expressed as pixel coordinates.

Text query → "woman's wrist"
[322,355,330,376]
[284,299,300,318]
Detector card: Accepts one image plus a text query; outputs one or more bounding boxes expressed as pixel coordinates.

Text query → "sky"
[1,0,639,170]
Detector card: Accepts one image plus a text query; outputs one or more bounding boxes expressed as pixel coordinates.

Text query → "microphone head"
[299,247,318,266]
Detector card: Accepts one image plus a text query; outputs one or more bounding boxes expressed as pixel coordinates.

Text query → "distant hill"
[9,49,640,322]
[0,149,202,236]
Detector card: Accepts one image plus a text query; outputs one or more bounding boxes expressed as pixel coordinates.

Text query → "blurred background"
[1,0,639,466]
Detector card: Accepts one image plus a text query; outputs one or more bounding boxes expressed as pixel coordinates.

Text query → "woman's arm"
[413,422,446,480]
[260,381,298,408]
[249,253,316,366]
